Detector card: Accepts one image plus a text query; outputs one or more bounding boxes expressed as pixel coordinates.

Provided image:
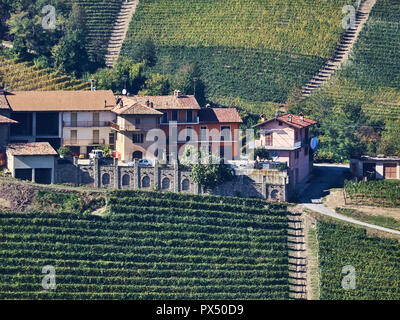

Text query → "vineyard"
[120,0,356,112]
[317,221,400,300]
[306,0,400,122]
[72,0,124,62]
[344,179,400,207]
[0,191,290,299]
[0,56,90,91]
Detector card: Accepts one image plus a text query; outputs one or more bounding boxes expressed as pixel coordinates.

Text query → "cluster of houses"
[1,87,397,188]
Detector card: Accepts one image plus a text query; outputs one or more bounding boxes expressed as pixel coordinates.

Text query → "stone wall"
[55,159,289,201]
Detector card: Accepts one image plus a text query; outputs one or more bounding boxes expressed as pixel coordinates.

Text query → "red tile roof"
[6,142,58,156]
[199,108,243,123]
[253,114,318,129]
[5,90,116,111]
[112,97,163,116]
[0,115,18,124]
[129,94,201,110]
[0,91,10,110]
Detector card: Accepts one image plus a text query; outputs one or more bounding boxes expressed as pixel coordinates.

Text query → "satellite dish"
[122,89,127,95]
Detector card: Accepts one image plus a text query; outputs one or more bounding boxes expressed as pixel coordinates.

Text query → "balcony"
[160,117,200,125]
[110,122,142,132]
[63,121,111,128]
[63,139,105,146]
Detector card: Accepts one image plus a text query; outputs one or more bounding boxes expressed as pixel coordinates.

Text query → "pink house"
[254,113,318,188]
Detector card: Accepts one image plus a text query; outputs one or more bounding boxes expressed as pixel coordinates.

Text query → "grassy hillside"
[0,191,290,299]
[121,0,356,113]
[317,221,400,299]
[305,0,400,121]
[0,56,90,91]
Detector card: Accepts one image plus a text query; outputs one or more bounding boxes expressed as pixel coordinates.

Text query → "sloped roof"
[5,90,116,111]
[7,142,57,156]
[253,114,318,129]
[199,108,243,123]
[129,94,201,110]
[0,91,10,110]
[112,97,163,116]
[0,115,18,124]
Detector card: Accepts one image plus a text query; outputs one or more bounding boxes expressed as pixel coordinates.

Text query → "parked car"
[89,150,105,159]
[138,159,152,167]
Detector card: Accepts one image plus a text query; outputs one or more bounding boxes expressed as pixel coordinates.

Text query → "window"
[71,130,77,144]
[200,126,207,141]
[142,176,150,188]
[220,126,231,141]
[135,118,141,125]
[122,174,130,186]
[109,133,115,148]
[186,110,193,122]
[172,110,178,121]
[71,112,77,127]
[162,112,168,123]
[162,178,170,190]
[265,133,273,146]
[93,130,100,144]
[186,127,193,142]
[132,133,144,144]
[102,173,110,186]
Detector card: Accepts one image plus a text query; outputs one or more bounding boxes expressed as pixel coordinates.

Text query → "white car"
[89,150,105,159]
[138,159,152,167]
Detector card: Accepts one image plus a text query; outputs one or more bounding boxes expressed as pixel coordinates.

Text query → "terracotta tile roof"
[129,94,201,110]
[6,142,58,156]
[5,90,116,111]
[0,115,18,124]
[112,97,163,116]
[0,91,10,110]
[253,114,318,129]
[199,108,243,123]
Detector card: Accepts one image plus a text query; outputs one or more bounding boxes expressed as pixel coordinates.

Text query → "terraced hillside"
[317,221,400,299]
[0,191,290,299]
[305,0,400,121]
[0,56,90,91]
[73,0,124,63]
[120,0,357,113]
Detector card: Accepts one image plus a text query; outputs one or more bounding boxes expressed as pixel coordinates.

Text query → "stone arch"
[142,176,150,188]
[161,177,170,190]
[271,189,279,200]
[182,179,190,191]
[122,174,130,186]
[102,173,110,186]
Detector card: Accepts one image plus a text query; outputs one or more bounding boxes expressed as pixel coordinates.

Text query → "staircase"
[288,212,307,300]
[301,0,377,97]
[105,0,139,68]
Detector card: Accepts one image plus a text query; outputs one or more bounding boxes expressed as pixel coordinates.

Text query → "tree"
[254,147,270,160]
[132,38,156,67]
[191,155,234,191]
[172,63,206,106]
[377,119,400,156]
[138,73,170,96]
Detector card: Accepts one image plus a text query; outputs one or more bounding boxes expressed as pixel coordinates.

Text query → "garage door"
[15,169,32,181]
[384,163,397,179]
[35,168,52,184]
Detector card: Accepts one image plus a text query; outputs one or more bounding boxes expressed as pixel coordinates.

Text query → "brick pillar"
[154,160,159,191]
[173,160,179,192]
[134,159,139,189]
[262,175,267,199]
[114,158,119,189]
[94,158,99,188]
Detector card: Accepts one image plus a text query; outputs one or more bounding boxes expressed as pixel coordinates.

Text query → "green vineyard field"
[0,191,290,299]
[318,221,400,300]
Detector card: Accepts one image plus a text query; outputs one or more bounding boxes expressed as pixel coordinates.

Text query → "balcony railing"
[63,121,111,128]
[63,139,105,146]
[110,122,142,131]
[160,117,200,125]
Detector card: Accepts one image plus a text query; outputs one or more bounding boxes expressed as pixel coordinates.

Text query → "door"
[93,112,100,127]
[71,112,77,127]
[384,163,397,179]
[363,163,376,180]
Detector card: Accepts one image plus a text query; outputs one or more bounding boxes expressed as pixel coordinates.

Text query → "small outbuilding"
[6,142,58,184]
[350,155,400,180]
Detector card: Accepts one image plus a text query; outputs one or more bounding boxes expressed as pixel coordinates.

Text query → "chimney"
[174,90,182,98]
[288,114,293,123]
[104,100,107,108]
[119,99,124,108]
[299,112,304,121]
[90,79,96,91]
[146,100,150,107]
[261,114,266,122]
[150,102,154,108]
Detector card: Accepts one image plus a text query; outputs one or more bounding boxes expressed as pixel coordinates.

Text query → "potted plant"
[58,146,70,159]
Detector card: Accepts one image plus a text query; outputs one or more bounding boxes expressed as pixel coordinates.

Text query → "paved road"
[299,164,400,235]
